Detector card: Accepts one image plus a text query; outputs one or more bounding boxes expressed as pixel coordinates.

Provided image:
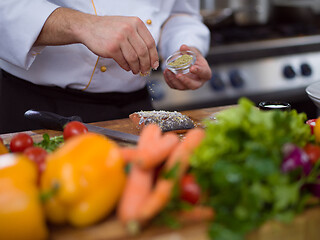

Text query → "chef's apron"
[0,70,153,134]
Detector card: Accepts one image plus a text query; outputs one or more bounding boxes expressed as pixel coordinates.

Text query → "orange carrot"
[119,124,162,164]
[134,132,180,170]
[165,128,206,178]
[137,124,162,150]
[120,147,138,163]
[174,206,215,224]
[136,128,206,224]
[182,128,206,151]
[137,178,174,223]
[119,124,169,165]
[117,164,153,225]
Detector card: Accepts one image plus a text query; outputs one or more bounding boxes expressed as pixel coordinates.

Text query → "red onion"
[281,143,312,176]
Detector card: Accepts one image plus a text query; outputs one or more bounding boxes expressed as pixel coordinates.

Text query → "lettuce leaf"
[191,98,313,240]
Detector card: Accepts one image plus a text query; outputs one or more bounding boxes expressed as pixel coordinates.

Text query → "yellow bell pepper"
[314,117,320,143]
[0,141,8,155]
[41,132,126,227]
[0,153,48,240]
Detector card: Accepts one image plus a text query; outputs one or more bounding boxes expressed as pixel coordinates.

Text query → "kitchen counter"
[1,105,320,240]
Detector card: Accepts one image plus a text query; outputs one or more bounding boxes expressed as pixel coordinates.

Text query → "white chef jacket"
[0,0,210,93]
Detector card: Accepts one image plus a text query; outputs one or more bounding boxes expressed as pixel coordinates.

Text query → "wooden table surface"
[0,105,231,145]
[2,105,320,240]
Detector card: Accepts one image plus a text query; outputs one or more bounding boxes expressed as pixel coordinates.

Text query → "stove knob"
[147,79,165,101]
[283,65,296,79]
[209,72,225,91]
[229,70,244,88]
[300,63,312,77]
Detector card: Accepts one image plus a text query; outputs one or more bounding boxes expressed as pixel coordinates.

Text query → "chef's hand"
[163,45,212,90]
[81,15,159,75]
[34,8,159,75]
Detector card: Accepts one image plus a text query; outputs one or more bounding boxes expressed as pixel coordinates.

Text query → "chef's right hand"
[80,15,159,75]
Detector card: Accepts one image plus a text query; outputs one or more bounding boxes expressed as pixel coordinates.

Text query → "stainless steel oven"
[146,2,320,119]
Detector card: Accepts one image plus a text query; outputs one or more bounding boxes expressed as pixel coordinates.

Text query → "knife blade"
[24,110,139,143]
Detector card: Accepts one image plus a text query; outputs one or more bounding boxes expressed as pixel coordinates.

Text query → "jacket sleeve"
[0,1,59,69]
[158,0,210,61]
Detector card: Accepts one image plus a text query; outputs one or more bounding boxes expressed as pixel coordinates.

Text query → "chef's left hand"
[163,44,212,90]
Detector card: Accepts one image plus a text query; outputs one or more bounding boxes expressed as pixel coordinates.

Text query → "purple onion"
[281,143,312,176]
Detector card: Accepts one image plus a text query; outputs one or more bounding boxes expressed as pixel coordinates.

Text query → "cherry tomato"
[23,146,48,175]
[10,133,34,152]
[180,174,201,205]
[63,121,88,140]
[306,119,317,134]
[304,143,320,164]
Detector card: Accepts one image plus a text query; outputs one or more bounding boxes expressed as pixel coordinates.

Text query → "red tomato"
[306,119,317,134]
[10,133,34,152]
[303,143,320,164]
[180,174,201,205]
[23,146,48,175]
[63,121,88,140]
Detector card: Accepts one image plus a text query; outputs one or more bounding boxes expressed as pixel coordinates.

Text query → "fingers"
[179,44,191,52]
[163,44,212,90]
[127,34,153,74]
[190,64,212,82]
[164,63,212,90]
[136,21,159,70]
[164,69,189,90]
[83,16,158,75]
[175,73,204,90]
[120,40,140,74]
[113,56,131,72]
[164,69,204,90]
[126,18,158,74]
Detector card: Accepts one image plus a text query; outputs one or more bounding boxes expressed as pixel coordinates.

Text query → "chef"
[0,0,211,134]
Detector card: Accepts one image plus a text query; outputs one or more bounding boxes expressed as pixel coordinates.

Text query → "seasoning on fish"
[129,110,195,133]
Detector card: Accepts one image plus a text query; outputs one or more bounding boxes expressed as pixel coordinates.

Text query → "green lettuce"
[191,98,314,240]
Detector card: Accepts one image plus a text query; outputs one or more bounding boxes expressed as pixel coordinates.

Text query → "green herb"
[153,179,193,229]
[153,161,196,228]
[40,182,60,203]
[162,162,180,180]
[124,163,132,174]
[191,97,317,240]
[35,133,64,152]
[168,54,193,67]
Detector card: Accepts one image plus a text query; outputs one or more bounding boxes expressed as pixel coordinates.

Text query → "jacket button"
[146,19,152,25]
[100,66,107,72]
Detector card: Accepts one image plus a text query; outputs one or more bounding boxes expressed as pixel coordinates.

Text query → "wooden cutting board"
[50,217,211,240]
[0,105,232,146]
[50,206,320,240]
[2,105,320,240]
